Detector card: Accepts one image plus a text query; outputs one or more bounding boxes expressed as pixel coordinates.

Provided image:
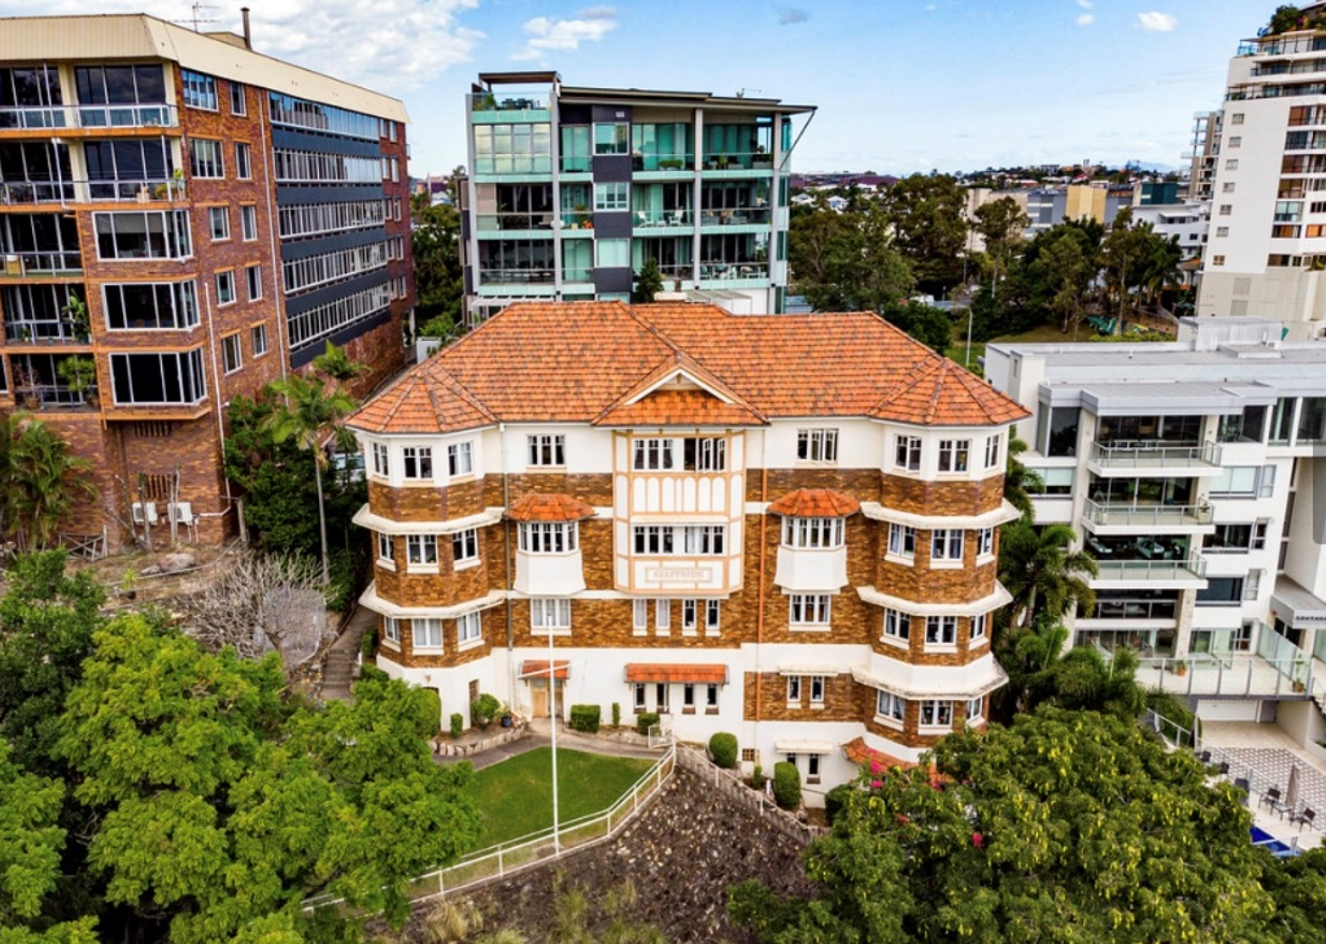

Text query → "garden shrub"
[569,704,601,733]
[324,546,355,612]
[471,693,500,726]
[751,764,766,790]
[708,732,738,769]
[450,712,463,739]
[360,623,377,657]
[635,711,660,736]
[825,783,855,824]
[611,702,621,729]
[772,762,801,809]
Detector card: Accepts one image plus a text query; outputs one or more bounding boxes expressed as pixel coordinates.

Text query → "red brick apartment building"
[0,14,414,549]
[347,301,1028,796]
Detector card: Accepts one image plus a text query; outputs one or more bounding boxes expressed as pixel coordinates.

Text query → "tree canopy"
[411,184,464,334]
[731,708,1295,944]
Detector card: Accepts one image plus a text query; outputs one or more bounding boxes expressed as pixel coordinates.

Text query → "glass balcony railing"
[0,252,83,277]
[699,262,767,281]
[700,151,775,171]
[652,262,694,280]
[1,178,185,205]
[1082,500,1214,529]
[0,103,178,130]
[474,211,556,232]
[633,154,694,172]
[1088,441,1222,469]
[1083,597,1180,621]
[1092,555,1207,583]
[4,319,87,344]
[699,207,772,226]
[470,92,550,113]
[562,266,593,283]
[476,267,555,285]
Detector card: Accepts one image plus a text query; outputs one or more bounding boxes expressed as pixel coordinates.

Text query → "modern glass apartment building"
[458,72,815,325]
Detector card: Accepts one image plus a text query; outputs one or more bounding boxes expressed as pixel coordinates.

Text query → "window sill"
[929,559,964,570]
[919,725,953,735]
[785,702,802,710]
[449,473,478,485]
[793,460,839,468]
[682,707,696,715]
[810,703,826,711]
[406,565,440,575]
[976,553,996,566]
[413,645,445,655]
[455,558,480,572]
[873,713,903,731]
[457,637,485,652]
[381,638,400,651]
[400,479,439,487]
[790,625,831,633]
[970,635,989,649]
[924,643,958,653]
[704,629,721,638]
[705,707,719,715]
[527,465,567,472]
[884,553,916,567]
[531,628,572,637]
[632,629,648,637]
[682,629,698,637]
[807,777,822,786]
[655,629,671,637]
[377,559,396,572]
[891,465,922,476]
[880,634,909,649]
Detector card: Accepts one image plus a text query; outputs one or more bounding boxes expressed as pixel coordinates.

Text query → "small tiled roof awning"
[624,663,728,684]
[842,737,915,769]
[507,493,596,523]
[519,659,570,680]
[768,488,860,518]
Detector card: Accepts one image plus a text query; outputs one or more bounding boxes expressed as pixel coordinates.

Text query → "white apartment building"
[987,317,1326,749]
[1199,5,1326,339]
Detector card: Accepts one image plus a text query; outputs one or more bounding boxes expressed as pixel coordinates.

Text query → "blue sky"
[3,1,1263,175]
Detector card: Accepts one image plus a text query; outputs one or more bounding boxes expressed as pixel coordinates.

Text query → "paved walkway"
[437,720,664,771]
[320,604,375,703]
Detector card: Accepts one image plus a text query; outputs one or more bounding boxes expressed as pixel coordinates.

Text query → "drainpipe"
[201,281,235,524]
[501,422,516,710]
[755,431,768,725]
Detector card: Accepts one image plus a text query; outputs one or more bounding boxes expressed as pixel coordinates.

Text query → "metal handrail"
[1089,441,1222,467]
[1083,499,1214,527]
[0,178,184,205]
[1093,555,1208,581]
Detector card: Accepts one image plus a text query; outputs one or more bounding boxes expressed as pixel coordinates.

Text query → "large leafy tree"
[998,518,1097,628]
[411,182,464,333]
[789,196,914,313]
[50,615,479,944]
[879,173,968,296]
[1002,433,1041,519]
[972,195,1027,292]
[261,376,358,584]
[730,708,1282,944]
[0,550,105,775]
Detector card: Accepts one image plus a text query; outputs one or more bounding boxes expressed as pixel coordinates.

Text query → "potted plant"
[1173,659,1188,677]
[172,166,185,197]
[152,182,169,200]
[57,355,98,407]
[120,568,138,601]
[752,145,772,169]
[500,705,513,728]
[61,289,90,343]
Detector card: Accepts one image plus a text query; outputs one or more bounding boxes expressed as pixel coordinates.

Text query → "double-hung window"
[682,599,698,634]
[530,598,571,631]
[402,446,433,480]
[240,205,258,241]
[971,613,988,642]
[413,618,443,649]
[634,683,647,711]
[786,676,802,702]
[938,439,970,472]
[977,527,994,557]
[888,523,916,559]
[527,434,565,466]
[447,441,473,476]
[967,696,984,722]
[876,690,905,723]
[925,615,958,646]
[215,270,235,305]
[452,528,479,565]
[382,616,400,644]
[883,608,910,643]
[683,436,726,471]
[797,428,838,463]
[371,442,389,477]
[984,434,1001,469]
[895,435,921,471]
[229,81,247,115]
[234,142,251,179]
[456,612,482,646]
[245,265,262,301]
[782,517,844,548]
[809,675,826,704]
[407,534,438,567]
[655,599,671,633]
[376,532,393,564]
[209,206,230,241]
[519,522,576,553]
[920,700,953,728]
[931,529,964,561]
[704,599,721,634]
[221,333,242,374]
[633,599,648,634]
[789,594,831,626]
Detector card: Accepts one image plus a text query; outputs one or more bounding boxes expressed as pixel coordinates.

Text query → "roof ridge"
[430,363,499,423]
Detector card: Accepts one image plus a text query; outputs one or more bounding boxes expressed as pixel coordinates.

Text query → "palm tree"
[1003,433,1042,518]
[6,419,96,551]
[311,340,371,385]
[261,374,357,583]
[998,518,1097,628]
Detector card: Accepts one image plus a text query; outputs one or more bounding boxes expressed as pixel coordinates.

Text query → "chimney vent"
[241,7,252,48]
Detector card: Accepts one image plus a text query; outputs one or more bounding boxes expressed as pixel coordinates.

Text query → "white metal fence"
[303,742,677,912]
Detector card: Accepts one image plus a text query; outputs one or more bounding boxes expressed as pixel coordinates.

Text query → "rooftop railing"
[0,103,178,130]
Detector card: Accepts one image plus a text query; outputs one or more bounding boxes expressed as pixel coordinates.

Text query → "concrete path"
[320,604,375,703]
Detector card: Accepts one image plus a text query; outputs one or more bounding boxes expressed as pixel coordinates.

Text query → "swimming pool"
[1251,827,1299,858]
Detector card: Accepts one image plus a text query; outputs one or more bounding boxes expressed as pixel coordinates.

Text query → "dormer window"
[796,428,838,463]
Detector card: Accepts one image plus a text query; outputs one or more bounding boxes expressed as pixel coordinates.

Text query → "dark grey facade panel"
[592,155,632,182]
[593,266,633,294]
[280,226,388,262]
[271,127,383,158]
[593,212,632,239]
[283,269,391,316]
[591,104,631,123]
[560,103,592,124]
[289,307,393,366]
[276,184,386,206]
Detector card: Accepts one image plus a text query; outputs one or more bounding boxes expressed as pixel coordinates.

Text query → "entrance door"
[531,679,549,718]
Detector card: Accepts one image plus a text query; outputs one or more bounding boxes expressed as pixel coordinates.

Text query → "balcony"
[1132,632,1322,701]
[15,383,89,410]
[1089,554,1208,589]
[700,152,775,174]
[1,178,185,206]
[1087,441,1223,476]
[0,104,178,132]
[633,209,693,229]
[699,262,767,282]
[474,211,555,233]
[476,267,555,286]
[469,92,550,124]
[4,319,87,345]
[0,252,83,278]
[699,207,772,227]
[1082,499,1214,534]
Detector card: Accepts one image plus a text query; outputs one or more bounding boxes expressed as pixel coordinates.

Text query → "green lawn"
[467,747,654,847]
[949,324,1085,374]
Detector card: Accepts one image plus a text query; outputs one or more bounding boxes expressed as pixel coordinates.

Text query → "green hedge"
[569,704,601,733]
[708,732,738,769]
[772,762,801,810]
[635,711,660,736]
[449,712,463,739]
[611,702,621,729]
[825,783,855,824]
[471,693,500,726]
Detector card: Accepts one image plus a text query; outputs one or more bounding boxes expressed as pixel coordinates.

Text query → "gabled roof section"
[768,488,861,518]
[506,493,596,523]
[349,301,1028,434]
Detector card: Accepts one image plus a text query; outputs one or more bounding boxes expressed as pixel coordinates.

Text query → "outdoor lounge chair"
[1290,807,1315,832]
[1259,786,1282,811]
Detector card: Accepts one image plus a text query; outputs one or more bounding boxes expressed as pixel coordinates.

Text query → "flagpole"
[548,624,560,855]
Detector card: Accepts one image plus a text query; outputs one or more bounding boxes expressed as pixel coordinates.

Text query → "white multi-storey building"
[1198,4,1326,339]
[987,317,1326,750]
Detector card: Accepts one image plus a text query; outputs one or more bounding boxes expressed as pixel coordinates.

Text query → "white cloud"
[1076,13,1095,26]
[0,0,482,94]
[1137,11,1177,32]
[1077,0,1093,8]
[512,8,618,60]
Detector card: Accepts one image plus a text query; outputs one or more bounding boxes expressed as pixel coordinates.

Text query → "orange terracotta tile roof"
[347,302,1028,434]
[768,488,861,518]
[519,659,570,680]
[624,663,728,684]
[842,737,917,769]
[506,492,596,522]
